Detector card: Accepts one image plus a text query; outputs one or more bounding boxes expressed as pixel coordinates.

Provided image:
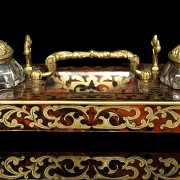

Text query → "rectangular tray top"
[0,64,179,132]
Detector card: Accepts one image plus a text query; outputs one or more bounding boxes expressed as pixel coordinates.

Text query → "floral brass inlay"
[51,74,134,92]
[145,106,180,129]
[0,155,180,179]
[0,105,179,131]
[0,105,39,128]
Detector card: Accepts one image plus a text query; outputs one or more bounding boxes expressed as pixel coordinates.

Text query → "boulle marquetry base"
[0,64,179,132]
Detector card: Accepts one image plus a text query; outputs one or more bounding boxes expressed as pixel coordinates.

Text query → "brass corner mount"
[24,34,161,83]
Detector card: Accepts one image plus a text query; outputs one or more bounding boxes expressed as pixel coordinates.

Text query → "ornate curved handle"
[35,50,142,79]
[24,34,161,83]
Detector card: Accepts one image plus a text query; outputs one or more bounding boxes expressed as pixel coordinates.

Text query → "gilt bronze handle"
[24,34,161,83]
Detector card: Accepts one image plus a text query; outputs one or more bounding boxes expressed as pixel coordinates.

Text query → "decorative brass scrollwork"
[0,154,180,179]
[0,105,179,131]
[24,35,161,83]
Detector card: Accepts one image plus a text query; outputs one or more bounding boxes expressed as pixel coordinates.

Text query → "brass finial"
[24,34,33,78]
[151,35,161,72]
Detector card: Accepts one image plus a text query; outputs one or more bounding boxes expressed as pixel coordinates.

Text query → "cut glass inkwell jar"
[0,39,25,88]
[160,45,180,89]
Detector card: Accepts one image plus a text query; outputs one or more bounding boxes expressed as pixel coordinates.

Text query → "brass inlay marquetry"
[0,155,179,179]
[0,105,179,130]
[0,105,39,128]
[51,74,133,92]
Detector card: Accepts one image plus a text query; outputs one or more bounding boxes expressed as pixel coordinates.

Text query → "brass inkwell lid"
[0,40,14,64]
[0,39,25,88]
[168,45,180,68]
[160,45,180,89]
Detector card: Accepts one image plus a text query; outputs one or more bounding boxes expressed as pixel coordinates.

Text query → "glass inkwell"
[0,39,25,88]
[160,45,180,100]
[160,45,180,89]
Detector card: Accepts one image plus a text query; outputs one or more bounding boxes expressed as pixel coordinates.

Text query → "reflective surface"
[160,62,180,90]
[0,39,25,89]
[160,44,180,89]
[0,59,25,89]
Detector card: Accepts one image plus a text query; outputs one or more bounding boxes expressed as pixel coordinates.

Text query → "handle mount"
[24,34,161,83]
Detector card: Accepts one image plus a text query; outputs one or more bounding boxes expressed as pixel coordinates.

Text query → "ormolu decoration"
[23,34,32,78]
[151,34,161,72]
[24,34,161,83]
[0,40,13,64]
[0,152,180,179]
